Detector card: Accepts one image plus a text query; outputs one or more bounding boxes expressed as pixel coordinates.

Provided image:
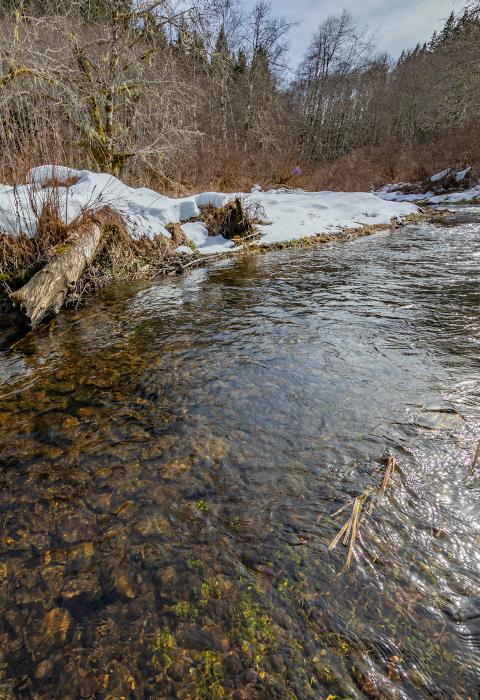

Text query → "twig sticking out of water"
[328,491,370,571]
[470,440,480,475]
[345,493,367,570]
[367,455,397,514]
[380,456,397,495]
[329,457,397,571]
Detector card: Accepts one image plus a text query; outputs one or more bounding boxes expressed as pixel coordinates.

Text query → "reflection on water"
[0,209,480,699]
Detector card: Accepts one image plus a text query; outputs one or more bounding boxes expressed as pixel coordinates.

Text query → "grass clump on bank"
[200,197,265,242]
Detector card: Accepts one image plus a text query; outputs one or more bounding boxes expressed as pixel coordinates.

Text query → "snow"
[181,222,234,255]
[0,166,230,242]
[0,165,419,254]
[428,188,480,204]
[455,167,471,183]
[249,189,418,244]
[377,187,480,205]
[431,168,451,182]
[377,166,478,205]
[175,245,194,255]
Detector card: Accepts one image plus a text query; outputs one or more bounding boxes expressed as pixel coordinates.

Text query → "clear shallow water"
[0,210,480,699]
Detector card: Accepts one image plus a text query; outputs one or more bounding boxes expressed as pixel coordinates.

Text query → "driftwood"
[10,222,103,328]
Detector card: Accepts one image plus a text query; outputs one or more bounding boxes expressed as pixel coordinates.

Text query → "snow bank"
[431,168,451,183]
[455,166,471,183]
[0,166,230,248]
[0,166,419,254]
[376,165,479,205]
[249,189,418,244]
[377,187,480,205]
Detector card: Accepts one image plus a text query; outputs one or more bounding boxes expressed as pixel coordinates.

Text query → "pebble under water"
[1,210,480,699]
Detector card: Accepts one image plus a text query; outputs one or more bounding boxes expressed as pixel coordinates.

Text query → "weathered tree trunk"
[10,223,103,328]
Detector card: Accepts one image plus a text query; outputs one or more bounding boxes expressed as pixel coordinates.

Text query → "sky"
[243,0,465,68]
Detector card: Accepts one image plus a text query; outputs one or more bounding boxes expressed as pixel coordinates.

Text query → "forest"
[0,0,479,195]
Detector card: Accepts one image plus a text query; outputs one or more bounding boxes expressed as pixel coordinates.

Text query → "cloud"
[241,0,464,68]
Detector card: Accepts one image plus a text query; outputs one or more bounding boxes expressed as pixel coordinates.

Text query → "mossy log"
[10,222,103,328]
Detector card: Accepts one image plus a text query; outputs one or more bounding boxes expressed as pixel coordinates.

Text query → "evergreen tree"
[211,25,232,70]
[251,45,273,86]
[190,32,208,69]
[428,30,438,50]
[440,11,456,42]
[234,50,248,76]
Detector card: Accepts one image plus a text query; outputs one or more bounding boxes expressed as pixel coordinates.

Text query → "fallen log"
[10,221,103,328]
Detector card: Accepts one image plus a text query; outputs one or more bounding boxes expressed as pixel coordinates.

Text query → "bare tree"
[240,1,291,151]
[295,10,374,161]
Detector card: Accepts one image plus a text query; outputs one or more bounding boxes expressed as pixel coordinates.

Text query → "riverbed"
[0,208,479,699]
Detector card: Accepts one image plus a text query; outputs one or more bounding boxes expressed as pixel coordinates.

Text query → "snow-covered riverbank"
[377,186,480,206]
[0,166,419,255]
[375,166,480,206]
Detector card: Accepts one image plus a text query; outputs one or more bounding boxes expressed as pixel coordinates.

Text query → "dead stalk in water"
[329,456,397,571]
[367,455,397,514]
[380,456,397,494]
[328,490,370,570]
[345,494,365,570]
[470,440,480,475]
[328,519,351,551]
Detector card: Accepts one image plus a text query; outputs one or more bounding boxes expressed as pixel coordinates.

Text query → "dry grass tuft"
[200,197,265,241]
[0,233,38,292]
[69,221,173,304]
[165,222,187,246]
[40,175,80,189]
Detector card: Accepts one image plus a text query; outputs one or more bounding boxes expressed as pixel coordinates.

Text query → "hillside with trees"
[0,0,479,193]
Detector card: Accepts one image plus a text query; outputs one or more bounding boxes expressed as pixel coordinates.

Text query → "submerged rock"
[33,608,72,655]
[445,597,480,622]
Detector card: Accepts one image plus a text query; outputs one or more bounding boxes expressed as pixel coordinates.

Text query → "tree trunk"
[220,81,228,146]
[243,77,254,151]
[10,222,103,328]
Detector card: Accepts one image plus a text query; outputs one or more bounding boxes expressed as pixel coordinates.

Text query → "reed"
[329,456,397,571]
[470,440,480,475]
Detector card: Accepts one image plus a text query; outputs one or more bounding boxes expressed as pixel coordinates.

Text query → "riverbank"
[376,165,480,205]
[0,165,432,328]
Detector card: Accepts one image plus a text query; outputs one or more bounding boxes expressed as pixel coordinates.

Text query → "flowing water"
[1,209,480,699]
